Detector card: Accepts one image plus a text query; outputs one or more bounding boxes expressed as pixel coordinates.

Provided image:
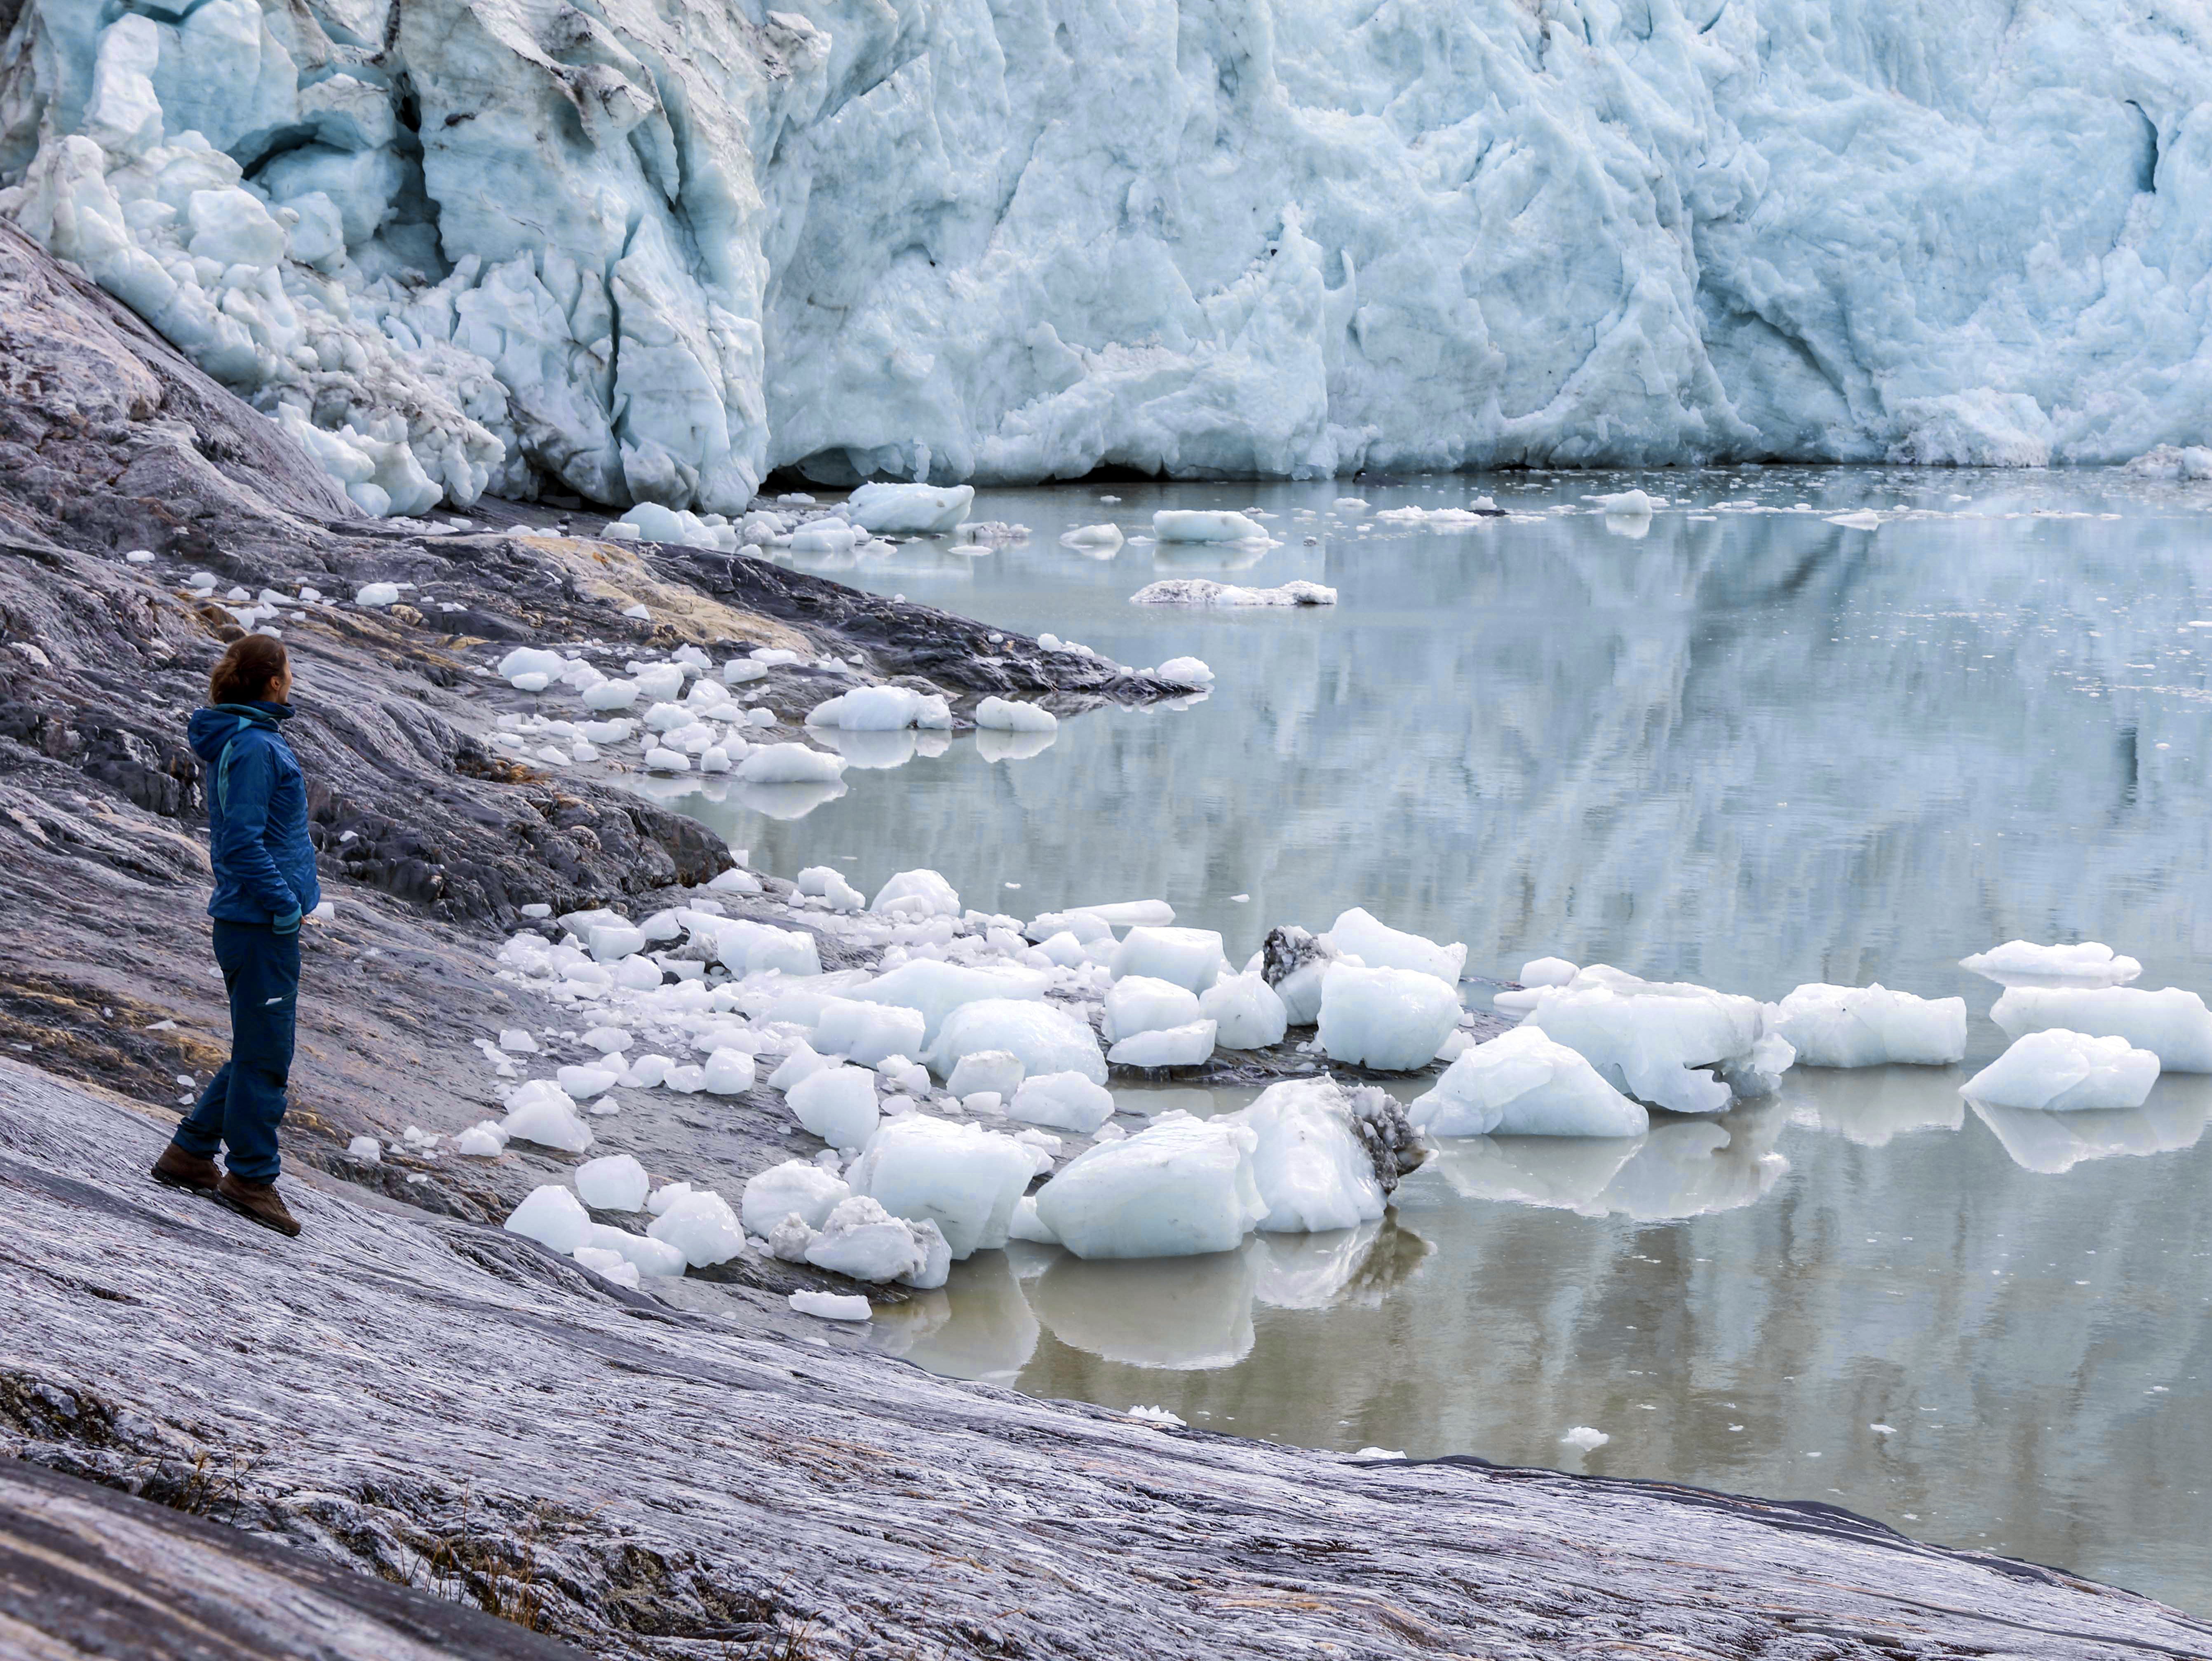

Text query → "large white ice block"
[1032,1114,1266,1259]
[1328,908,1467,984]
[1961,941,2143,987]
[1153,510,1266,543]
[925,998,1107,1086]
[645,1189,745,1267]
[1409,1026,1649,1138]
[1315,963,1462,1072]
[1200,971,1289,1050]
[1520,967,1780,1114]
[1960,1030,2160,1111]
[1765,984,1968,1068]
[872,870,961,918]
[846,1114,1035,1258]
[1008,1071,1118,1133]
[850,960,1047,1045]
[1216,1077,1388,1234]
[785,1064,881,1150]
[1106,1020,1218,1068]
[803,1195,949,1287]
[740,1159,851,1237]
[845,482,975,534]
[1109,927,1228,992]
[1103,976,1202,1042]
[812,999,927,1067]
[1989,986,2212,1072]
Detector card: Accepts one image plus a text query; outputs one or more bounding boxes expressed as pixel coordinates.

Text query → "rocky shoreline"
[5,210,2211,1659]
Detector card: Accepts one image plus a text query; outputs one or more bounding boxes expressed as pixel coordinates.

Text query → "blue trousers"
[172,920,300,1182]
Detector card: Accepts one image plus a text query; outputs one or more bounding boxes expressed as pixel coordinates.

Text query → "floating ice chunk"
[787,1065,881,1150]
[1591,489,1656,518]
[1329,908,1467,984]
[500,1080,593,1152]
[1033,1114,1266,1259]
[701,1049,758,1095]
[505,1185,592,1254]
[1153,510,1266,543]
[805,685,945,732]
[741,1161,852,1237]
[1961,941,2144,987]
[1989,986,2212,1072]
[926,998,1107,1085]
[1960,1029,2159,1111]
[789,1290,872,1321]
[735,742,847,784]
[1766,984,1968,1067]
[1519,957,1580,988]
[1110,927,1228,992]
[1317,963,1462,1072]
[851,960,1047,1045]
[1155,656,1214,687]
[945,1049,1025,1099]
[788,519,858,555]
[1216,1077,1389,1232]
[871,869,961,918]
[1009,1071,1118,1133]
[646,1189,746,1267]
[346,1135,381,1163]
[975,697,1057,732]
[845,481,975,534]
[1104,975,1202,1042]
[1200,972,1289,1049]
[803,1196,947,1285]
[1409,1026,1648,1138]
[1108,1021,1217,1067]
[1129,579,1336,607]
[1061,523,1123,548]
[1562,1426,1611,1452]
[812,1000,927,1067]
[555,1064,619,1100]
[846,1114,1036,1257]
[1520,967,1778,1114]
[575,1154,650,1212]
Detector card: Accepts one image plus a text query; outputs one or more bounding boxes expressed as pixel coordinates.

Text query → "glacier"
[6,0,2212,513]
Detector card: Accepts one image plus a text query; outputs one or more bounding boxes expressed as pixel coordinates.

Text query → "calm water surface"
[667,467,2212,1609]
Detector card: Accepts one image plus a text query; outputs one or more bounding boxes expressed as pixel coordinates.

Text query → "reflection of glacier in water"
[663,470,2212,1612]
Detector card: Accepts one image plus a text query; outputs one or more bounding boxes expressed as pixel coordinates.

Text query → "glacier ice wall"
[5,0,2212,511]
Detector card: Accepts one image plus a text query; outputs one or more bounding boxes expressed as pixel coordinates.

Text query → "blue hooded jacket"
[188,701,320,931]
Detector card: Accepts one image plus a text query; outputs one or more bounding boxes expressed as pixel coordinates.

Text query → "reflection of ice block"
[1960,1030,2158,1111]
[735,780,848,819]
[1592,1104,1788,1221]
[868,1250,1040,1386]
[1249,1222,1382,1309]
[976,727,1057,763]
[1031,1248,1256,1370]
[817,728,919,770]
[1802,1067,1967,1146]
[1989,986,2212,1072]
[1429,1133,1645,1214]
[1961,941,2142,988]
[1971,1093,2212,1175]
[1766,984,1967,1067]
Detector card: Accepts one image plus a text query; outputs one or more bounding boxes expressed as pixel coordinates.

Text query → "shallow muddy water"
[667,467,2212,1608]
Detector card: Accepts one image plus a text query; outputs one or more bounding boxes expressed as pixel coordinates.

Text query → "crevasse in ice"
[7,0,2212,514]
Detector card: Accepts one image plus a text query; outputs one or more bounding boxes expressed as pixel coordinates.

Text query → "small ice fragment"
[346,1135,381,1163]
[1126,1405,1186,1426]
[1353,1446,1407,1460]
[1562,1426,1610,1451]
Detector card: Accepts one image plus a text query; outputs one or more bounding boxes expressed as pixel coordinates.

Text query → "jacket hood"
[188,702,290,763]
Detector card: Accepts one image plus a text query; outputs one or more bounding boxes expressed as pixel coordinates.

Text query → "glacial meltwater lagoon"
[668,467,2212,1611]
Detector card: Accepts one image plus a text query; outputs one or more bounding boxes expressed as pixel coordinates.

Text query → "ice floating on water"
[806,685,953,732]
[787,519,857,556]
[1061,524,1124,549]
[735,742,847,785]
[846,1113,1035,1258]
[1960,1029,2160,1111]
[1129,579,1336,607]
[844,482,975,534]
[1961,941,2144,987]
[789,1290,872,1322]
[1153,510,1266,543]
[1317,963,1462,1072]
[1764,984,1967,1068]
[574,1154,650,1212]
[505,1185,592,1255]
[1590,489,1655,518]
[1519,967,1788,1114]
[1409,1026,1649,1138]
[1154,656,1215,687]
[1218,1077,1387,1234]
[1033,1113,1267,1260]
[974,697,1057,733]
[1561,1427,1611,1452]
[1990,985,2212,1072]
[1110,926,1228,993]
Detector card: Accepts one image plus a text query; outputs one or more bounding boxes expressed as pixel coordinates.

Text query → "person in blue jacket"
[152,634,320,1236]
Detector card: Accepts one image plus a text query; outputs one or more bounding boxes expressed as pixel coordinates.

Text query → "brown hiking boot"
[151,1142,220,1195]
[217,1172,301,1238]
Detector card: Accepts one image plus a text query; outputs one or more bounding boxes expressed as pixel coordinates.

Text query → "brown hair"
[209,635,290,705]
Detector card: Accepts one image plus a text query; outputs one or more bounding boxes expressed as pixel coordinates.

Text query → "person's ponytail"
[209,635,289,705]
